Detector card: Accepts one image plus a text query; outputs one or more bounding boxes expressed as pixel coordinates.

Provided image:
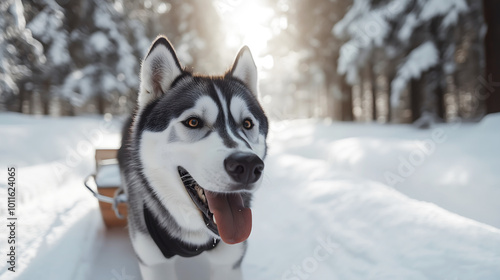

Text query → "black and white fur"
[118,36,268,280]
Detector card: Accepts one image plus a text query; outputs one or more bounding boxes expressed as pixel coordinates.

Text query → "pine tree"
[0,0,45,112]
[20,0,226,115]
[335,0,485,124]
[24,0,150,115]
[59,0,142,114]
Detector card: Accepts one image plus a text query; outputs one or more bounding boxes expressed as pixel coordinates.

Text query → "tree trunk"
[386,88,392,123]
[42,82,51,115]
[97,93,106,115]
[66,101,75,116]
[361,63,376,122]
[325,77,339,121]
[359,64,375,122]
[483,0,500,114]
[370,67,377,121]
[436,83,445,121]
[18,89,25,113]
[410,79,422,122]
[386,71,396,123]
[341,77,353,121]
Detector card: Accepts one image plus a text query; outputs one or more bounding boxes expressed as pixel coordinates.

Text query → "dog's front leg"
[139,260,178,280]
[131,233,178,280]
[205,241,246,280]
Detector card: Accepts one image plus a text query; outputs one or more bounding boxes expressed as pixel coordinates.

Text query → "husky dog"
[118,36,268,280]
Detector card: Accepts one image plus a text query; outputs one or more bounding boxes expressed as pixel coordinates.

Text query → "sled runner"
[84,149,128,227]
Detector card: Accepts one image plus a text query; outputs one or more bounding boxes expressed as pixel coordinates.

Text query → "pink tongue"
[205,192,252,244]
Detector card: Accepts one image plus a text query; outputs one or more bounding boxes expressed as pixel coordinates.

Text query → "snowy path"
[0,113,499,280]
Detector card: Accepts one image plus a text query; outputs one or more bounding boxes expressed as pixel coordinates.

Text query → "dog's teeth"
[213,215,217,224]
[195,185,206,203]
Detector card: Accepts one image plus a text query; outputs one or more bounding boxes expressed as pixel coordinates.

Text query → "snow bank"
[268,116,500,228]
[248,119,500,279]
[0,113,499,280]
[0,113,123,279]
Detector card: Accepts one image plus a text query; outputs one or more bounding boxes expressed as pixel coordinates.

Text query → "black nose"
[224,152,264,185]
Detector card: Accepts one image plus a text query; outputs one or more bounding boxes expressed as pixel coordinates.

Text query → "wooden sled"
[84,149,128,228]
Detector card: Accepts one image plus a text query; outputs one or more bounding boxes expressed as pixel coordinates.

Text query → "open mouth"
[178,167,218,236]
[178,167,252,244]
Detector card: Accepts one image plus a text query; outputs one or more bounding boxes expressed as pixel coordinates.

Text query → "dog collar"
[143,204,220,258]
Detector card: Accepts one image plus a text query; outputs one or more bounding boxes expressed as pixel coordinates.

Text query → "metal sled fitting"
[84,149,128,228]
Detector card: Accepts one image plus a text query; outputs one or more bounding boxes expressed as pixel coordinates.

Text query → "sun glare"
[216,0,274,68]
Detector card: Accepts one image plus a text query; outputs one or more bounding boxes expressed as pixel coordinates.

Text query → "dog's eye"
[242,118,254,130]
[184,117,203,129]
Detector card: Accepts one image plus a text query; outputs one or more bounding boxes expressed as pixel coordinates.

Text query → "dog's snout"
[224,152,264,185]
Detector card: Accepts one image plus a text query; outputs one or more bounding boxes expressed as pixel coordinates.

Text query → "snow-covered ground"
[0,112,499,280]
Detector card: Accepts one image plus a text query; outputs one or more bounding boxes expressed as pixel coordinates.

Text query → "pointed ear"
[230,46,258,97]
[138,36,183,109]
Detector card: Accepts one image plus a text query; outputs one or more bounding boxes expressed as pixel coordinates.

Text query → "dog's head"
[135,36,268,244]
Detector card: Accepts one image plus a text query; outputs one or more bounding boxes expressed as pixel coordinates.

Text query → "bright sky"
[215,0,275,69]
